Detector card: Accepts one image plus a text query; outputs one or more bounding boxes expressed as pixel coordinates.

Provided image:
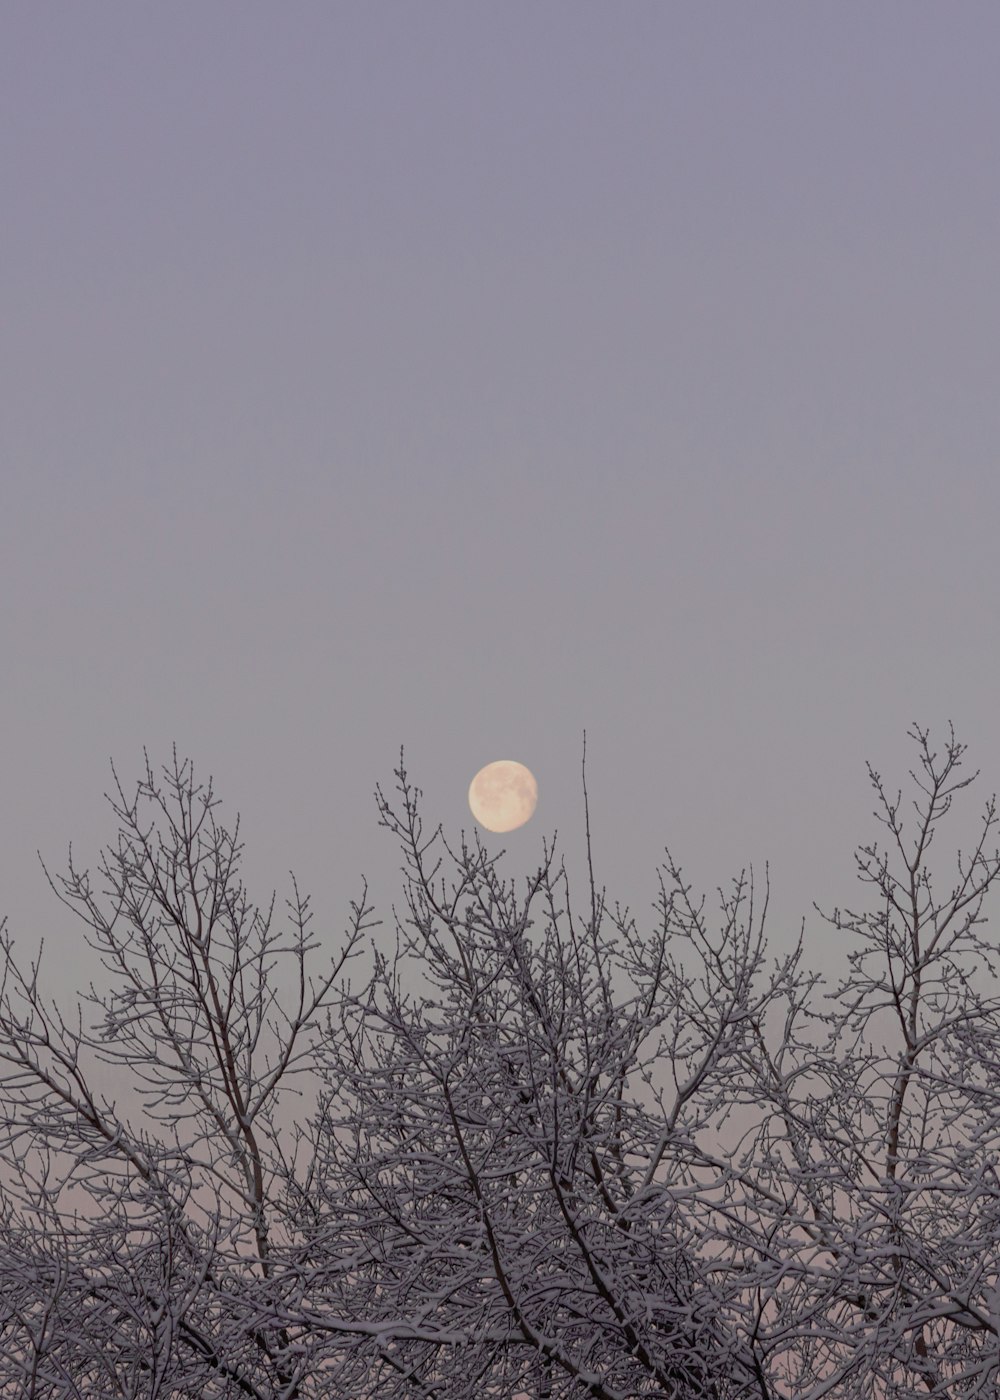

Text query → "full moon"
[468,760,538,833]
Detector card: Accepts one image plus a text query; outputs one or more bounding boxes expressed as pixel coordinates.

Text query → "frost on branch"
[0,728,999,1397]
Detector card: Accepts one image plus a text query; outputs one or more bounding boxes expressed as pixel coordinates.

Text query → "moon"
[468,760,538,833]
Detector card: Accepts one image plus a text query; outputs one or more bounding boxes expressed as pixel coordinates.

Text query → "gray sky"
[2,3,999,1039]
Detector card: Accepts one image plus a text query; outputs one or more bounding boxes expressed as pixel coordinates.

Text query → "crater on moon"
[468,760,538,833]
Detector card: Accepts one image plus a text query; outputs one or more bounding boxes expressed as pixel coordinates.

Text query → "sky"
[2,3,999,1061]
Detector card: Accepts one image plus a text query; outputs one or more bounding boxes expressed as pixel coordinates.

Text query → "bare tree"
[0,750,368,1398]
[0,727,998,1398]
[730,723,1000,1397]
[293,753,800,1399]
